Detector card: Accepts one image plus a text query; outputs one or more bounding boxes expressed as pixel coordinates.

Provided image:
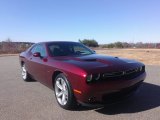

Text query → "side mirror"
[33,52,41,57]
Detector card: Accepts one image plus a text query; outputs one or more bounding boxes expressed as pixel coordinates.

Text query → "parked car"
[19,41,146,109]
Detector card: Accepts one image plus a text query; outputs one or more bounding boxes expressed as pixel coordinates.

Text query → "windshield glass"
[47,42,94,57]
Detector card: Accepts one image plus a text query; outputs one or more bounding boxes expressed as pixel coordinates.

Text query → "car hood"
[53,54,143,73]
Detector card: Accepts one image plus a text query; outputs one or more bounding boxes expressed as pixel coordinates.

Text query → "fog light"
[88,97,96,103]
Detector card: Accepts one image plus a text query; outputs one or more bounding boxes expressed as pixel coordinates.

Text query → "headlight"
[139,66,142,71]
[86,74,101,83]
[139,66,145,72]
[93,74,100,80]
[86,74,92,82]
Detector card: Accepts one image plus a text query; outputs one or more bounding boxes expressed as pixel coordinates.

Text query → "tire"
[54,73,77,109]
[21,63,32,82]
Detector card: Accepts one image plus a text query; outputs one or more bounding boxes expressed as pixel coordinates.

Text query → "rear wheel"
[54,73,77,109]
[21,63,32,82]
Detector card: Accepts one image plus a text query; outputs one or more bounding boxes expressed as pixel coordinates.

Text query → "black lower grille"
[102,81,143,103]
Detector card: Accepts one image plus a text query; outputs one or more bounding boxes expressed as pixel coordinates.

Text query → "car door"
[28,44,48,84]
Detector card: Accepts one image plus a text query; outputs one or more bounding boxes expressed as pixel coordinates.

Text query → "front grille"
[102,66,145,81]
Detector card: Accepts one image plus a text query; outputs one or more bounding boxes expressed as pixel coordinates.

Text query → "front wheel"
[21,64,32,82]
[54,73,77,109]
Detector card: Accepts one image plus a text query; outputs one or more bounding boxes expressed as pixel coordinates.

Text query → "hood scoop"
[82,58,97,62]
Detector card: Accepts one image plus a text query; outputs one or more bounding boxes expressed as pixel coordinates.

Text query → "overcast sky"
[0,0,160,44]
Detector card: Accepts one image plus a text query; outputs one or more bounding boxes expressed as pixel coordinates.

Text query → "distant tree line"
[0,38,160,54]
[79,39,160,49]
[101,42,160,49]
[79,39,99,47]
[0,38,34,54]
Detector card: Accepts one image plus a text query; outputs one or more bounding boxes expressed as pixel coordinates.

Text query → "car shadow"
[94,82,160,115]
[25,79,37,82]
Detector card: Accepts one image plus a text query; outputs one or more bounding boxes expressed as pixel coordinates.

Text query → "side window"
[38,45,47,57]
[73,45,91,55]
[31,45,38,54]
[48,45,62,56]
[31,44,47,57]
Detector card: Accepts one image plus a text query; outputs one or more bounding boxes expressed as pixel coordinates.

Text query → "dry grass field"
[96,48,160,66]
[0,48,159,66]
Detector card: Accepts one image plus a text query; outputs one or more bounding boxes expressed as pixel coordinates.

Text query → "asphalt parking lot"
[0,56,160,120]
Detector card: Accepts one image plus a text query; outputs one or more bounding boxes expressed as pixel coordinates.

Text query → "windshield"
[47,42,94,57]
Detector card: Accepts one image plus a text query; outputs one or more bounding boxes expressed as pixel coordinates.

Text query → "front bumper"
[75,72,146,104]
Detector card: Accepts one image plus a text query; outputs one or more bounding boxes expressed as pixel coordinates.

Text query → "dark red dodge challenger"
[19,41,146,109]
